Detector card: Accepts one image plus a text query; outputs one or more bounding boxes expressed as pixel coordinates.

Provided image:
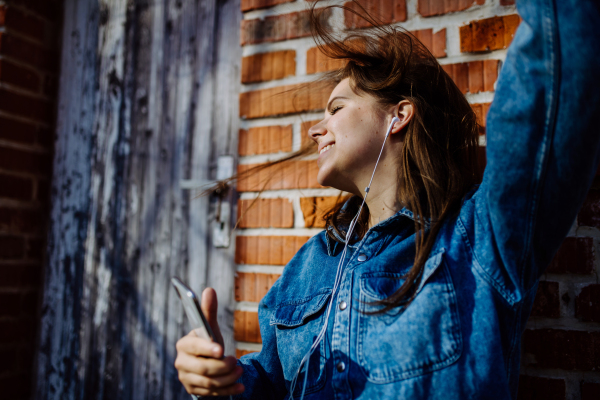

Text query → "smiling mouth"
[319,144,335,155]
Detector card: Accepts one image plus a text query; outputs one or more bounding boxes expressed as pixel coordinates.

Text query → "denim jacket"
[232,0,600,399]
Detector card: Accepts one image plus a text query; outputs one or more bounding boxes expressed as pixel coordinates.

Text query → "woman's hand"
[175,287,245,397]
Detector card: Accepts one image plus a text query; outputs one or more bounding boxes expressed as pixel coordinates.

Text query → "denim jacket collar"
[324,196,431,257]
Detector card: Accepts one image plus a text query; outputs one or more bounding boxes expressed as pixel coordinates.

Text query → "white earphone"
[289,116,400,399]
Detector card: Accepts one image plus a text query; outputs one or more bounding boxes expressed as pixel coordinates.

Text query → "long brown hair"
[212,1,480,312]
[311,1,480,312]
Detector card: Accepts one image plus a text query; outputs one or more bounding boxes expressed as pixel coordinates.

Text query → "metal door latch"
[212,155,234,248]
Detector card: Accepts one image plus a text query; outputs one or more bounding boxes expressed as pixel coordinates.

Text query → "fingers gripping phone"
[171,277,215,341]
[172,278,235,400]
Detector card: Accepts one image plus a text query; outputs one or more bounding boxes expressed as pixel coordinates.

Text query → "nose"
[308,119,327,142]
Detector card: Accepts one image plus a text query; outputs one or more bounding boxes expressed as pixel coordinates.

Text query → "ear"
[390,100,414,135]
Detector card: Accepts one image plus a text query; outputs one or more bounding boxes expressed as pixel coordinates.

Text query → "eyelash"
[330,106,342,115]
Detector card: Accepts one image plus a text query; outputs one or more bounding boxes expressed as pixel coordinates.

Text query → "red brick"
[576,284,600,323]
[268,236,284,265]
[241,50,295,83]
[0,87,54,123]
[412,28,447,58]
[581,382,600,400]
[578,189,600,229]
[547,237,595,275]
[237,160,321,191]
[0,146,51,174]
[471,102,491,135]
[0,32,57,72]
[0,207,42,234]
[482,60,497,92]
[468,59,483,93]
[522,329,600,370]
[442,60,499,94]
[233,310,261,343]
[418,0,484,17]
[238,125,293,155]
[237,198,294,228]
[241,10,330,46]
[306,46,347,75]
[240,83,333,119]
[517,376,565,400]
[0,5,45,41]
[299,196,341,228]
[0,235,25,260]
[241,0,293,12]
[530,281,560,318]
[305,27,444,74]
[0,58,41,92]
[0,116,38,145]
[0,173,34,201]
[235,235,309,265]
[460,15,520,53]
[235,272,280,302]
[500,0,516,5]
[343,0,406,29]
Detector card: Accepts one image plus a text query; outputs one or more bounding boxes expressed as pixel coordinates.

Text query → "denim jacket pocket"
[270,289,331,396]
[357,249,462,383]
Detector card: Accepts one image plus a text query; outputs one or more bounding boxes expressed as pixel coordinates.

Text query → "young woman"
[175,0,600,398]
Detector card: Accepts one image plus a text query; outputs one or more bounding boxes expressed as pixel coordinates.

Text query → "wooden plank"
[34,0,100,398]
[205,0,242,358]
[36,0,242,398]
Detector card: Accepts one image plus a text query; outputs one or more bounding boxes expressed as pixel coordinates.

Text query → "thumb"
[201,287,225,350]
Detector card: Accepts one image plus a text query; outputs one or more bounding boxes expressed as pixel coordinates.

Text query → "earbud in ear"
[385,117,400,139]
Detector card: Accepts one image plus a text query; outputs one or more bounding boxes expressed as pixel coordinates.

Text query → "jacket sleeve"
[230,280,287,400]
[473,0,600,299]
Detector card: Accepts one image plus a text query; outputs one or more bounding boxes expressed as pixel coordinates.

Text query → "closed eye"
[330,106,343,115]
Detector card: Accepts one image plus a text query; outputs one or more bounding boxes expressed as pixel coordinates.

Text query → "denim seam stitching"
[356,258,462,383]
[519,0,561,291]
[457,215,517,305]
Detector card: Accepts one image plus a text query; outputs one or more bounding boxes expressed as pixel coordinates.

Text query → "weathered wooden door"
[35,0,241,398]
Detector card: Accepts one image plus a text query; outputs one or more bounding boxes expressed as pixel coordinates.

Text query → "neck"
[362,180,403,229]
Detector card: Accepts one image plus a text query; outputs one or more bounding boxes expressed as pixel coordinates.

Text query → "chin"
[317,172,346,192]
[317,173,329,187]
[317,173,336,189]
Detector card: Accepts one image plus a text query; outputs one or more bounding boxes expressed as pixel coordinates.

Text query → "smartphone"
[171,277,215,341]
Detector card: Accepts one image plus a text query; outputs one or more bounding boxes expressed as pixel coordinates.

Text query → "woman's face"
[308,78,397,194]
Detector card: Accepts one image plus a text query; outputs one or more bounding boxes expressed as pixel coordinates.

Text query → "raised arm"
[475,0,600,294]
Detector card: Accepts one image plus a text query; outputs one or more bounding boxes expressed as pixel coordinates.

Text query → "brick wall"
[234,0,600,397]
[0,0,62,398]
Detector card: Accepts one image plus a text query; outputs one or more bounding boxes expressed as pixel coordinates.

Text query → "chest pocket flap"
[270,289,331,327]
[358,248,462,383]
[361,248,446,300]
[270,289,331,396]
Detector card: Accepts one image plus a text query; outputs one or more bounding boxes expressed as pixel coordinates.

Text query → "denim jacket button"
[336,361,346,372]
[339,301,347,310]
[357,254,367,262]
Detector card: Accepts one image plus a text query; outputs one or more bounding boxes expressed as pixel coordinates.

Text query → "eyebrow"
[326,96,349,112]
